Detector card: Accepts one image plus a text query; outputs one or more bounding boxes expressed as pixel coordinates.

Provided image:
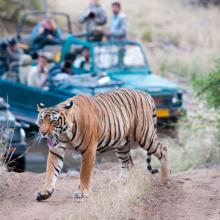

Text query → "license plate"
[156,109,170,118]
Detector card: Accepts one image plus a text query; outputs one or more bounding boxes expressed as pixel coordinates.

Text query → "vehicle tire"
[7,155,26,173]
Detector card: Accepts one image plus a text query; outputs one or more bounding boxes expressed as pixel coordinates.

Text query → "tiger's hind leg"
[140,135,170,184]
[159,144,170,184]
[148,139,170,184]
[148,142,170,183]
[115,141,133,182]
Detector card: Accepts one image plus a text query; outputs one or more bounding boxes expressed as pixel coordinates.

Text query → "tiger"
[35,88,170,201]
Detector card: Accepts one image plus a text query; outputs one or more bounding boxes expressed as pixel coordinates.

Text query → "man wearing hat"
[31,19,62,51]
[7,38,24,63]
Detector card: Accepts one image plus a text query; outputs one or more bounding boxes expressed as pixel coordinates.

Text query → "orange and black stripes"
[88,89,164,173]
[36,88,170,201]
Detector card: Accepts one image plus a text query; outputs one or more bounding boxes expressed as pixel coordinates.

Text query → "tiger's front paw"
[73,190,89,199]
[35,187,54,202]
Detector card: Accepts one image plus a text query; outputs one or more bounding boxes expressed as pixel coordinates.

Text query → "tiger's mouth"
[47,136,59,148]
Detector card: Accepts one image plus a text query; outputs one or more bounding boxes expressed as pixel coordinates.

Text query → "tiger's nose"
[41,131,48,137]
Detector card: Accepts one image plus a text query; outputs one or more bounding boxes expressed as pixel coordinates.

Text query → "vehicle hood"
[108,71,182,93]
[50,73,123,96]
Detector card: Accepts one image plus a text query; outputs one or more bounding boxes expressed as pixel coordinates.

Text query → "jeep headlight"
[172,93,182,104]
[19,128,26,143]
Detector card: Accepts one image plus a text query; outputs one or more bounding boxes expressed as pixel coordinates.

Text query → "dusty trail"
[142,168,220,220]
[0,167,220,220]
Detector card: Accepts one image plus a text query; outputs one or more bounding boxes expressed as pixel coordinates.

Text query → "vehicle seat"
[1,61,20,82]
[19,55,32,84]
[44,52,55,70]
[0,53,9,77]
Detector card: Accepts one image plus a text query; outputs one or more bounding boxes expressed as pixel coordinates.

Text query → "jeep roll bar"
[16,10,73,38]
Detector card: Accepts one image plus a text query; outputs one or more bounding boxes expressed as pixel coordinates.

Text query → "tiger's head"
[36,101,75,148]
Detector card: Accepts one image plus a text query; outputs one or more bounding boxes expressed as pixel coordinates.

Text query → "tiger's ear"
[37,102,46,111]
[64,101,74,110]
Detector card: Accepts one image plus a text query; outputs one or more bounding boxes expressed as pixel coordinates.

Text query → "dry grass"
[160,92,220,172]
[69,168,151,220]
[0,166,8,198]
[137,0,220,79]
[0,124,8,167]
[0,123,15,169]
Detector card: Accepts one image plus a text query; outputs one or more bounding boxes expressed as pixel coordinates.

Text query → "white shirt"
[74,56,90,71]
[27,65,48,88]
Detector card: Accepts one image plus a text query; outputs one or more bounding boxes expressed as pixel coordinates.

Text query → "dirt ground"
[140,168,220,220]
[0,166,220,220]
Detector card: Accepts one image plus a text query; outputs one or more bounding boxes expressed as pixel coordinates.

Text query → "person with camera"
[78,0,107,40]
[31,19,62,51]
[7,38,24,63]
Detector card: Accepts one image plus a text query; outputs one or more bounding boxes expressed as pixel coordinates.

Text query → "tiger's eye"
[52,120,59,127]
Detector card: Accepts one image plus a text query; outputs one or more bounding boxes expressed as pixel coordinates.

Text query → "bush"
[141,30,153,42]
[194,59,220,108]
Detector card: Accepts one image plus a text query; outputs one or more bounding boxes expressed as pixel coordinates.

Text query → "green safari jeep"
[60,36,185,123]
[0,35,185,125]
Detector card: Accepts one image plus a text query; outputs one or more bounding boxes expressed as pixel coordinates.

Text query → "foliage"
[141,30,153,42]
[194,60,220,108]
[168,114,220,171]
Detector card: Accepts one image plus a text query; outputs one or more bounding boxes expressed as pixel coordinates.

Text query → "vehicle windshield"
[94,44,148,70]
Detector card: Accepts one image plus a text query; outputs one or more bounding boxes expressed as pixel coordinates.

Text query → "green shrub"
[141,30,153,42]
[194,59,220,108]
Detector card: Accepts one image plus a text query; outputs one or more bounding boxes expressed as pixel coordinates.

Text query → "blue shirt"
[109,12,127,41]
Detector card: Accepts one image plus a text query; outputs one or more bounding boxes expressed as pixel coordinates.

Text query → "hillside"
[49,0,220,79]
[1,0,220,78]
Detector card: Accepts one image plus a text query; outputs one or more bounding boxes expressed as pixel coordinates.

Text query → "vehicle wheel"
[7,155,26,173]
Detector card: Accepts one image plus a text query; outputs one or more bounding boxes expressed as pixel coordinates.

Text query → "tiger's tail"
[146,97,159,174]
[146,152,159,174]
